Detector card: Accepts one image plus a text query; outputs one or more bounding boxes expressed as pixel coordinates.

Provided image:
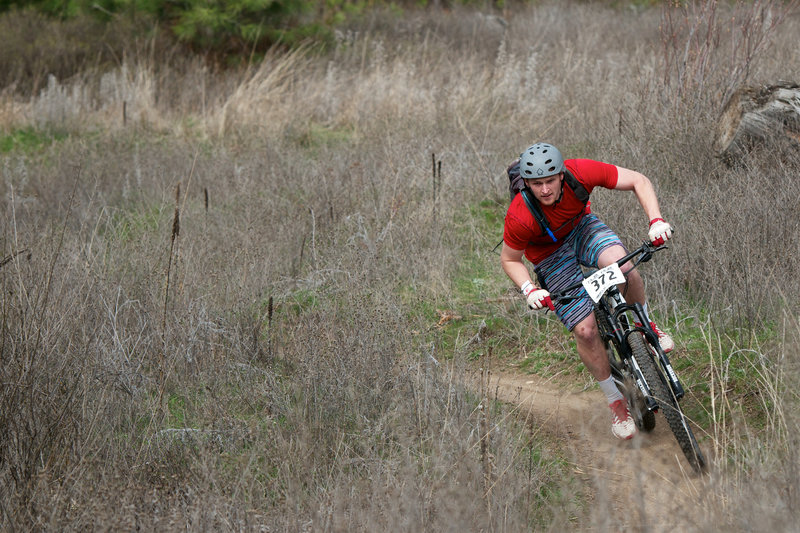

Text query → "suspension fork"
[616,301,686,400]
[598,299,660,412]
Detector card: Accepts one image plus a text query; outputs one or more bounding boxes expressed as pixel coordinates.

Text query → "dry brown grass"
[2,1,800,530]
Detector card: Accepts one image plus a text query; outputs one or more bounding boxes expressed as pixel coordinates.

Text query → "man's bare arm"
[614,166,663,222]
[500,242,533,289]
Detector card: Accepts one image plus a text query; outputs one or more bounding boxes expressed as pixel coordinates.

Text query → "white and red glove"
[648,218,673,246]
[521,281,554,311]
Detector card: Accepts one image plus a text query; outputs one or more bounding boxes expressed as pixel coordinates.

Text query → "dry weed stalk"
[159,151,198,404]
[0,248,29,270]
[660,0,800,105]
[158,182,181,405]
[32,168,81,359]
[431,153,441,224]
[480,348,494,512]
[267,295,274,361]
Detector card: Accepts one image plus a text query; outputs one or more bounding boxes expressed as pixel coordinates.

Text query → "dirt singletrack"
[483,370,712,532]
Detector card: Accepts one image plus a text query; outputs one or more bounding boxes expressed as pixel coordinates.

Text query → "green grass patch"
[291,121,356,151]
[0,127,66,154]
[167,394,189,427]
[518,347,570,374]
[282,288,320,316]
[104,202,167,243]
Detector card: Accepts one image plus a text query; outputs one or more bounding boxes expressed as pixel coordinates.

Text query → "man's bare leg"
[572,313,637,439]
[572,313,611,381]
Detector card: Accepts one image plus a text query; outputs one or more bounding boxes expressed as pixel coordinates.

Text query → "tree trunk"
[715,81,800,163]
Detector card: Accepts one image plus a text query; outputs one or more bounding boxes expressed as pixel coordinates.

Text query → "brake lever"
[637,241,668,265]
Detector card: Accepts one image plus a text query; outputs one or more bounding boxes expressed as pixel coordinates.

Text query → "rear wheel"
[627,333,706,472]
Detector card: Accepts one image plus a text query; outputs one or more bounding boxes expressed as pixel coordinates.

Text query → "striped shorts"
[534,214,625,331]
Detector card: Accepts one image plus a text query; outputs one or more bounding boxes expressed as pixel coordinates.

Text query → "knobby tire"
[627,333,706,472]
[594,307,656,433]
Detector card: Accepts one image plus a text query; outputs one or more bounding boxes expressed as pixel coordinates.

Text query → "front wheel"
[595,307,656,433]
[627,333,706,472]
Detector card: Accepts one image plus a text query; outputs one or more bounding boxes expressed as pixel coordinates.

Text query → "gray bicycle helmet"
[519,143,565,179]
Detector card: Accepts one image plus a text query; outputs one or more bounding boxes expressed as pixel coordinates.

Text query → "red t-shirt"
[503,159,619,264]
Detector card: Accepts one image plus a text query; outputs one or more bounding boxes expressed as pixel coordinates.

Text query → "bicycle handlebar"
[548,241,668,303]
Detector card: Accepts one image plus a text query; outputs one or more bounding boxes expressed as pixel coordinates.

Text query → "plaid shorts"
[533,214,625,331]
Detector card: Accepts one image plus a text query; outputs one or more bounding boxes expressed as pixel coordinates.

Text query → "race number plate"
[582,263,625,303]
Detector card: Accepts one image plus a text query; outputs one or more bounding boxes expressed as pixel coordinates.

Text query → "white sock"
[598,376,624,404]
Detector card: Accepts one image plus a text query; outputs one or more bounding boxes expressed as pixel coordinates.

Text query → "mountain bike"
[549,241,706,473]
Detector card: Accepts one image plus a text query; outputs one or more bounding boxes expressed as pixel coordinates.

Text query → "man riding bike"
[500,142,674,440]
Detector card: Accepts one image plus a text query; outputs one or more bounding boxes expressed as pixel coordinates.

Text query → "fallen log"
[715,80,800,163]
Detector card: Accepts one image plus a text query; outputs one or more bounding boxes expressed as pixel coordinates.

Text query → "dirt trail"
[485,370,711,532]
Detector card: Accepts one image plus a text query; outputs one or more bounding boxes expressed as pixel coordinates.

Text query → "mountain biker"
[500,142,674,440]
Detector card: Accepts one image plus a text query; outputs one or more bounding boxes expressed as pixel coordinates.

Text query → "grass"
[1,0,800,530]
[0,126,66,153]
